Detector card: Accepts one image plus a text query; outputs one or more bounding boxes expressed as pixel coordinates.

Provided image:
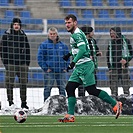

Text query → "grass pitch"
[0,115,133,133]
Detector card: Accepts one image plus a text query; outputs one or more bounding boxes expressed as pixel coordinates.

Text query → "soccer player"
[77,26,102,97]
[58,14,122,122]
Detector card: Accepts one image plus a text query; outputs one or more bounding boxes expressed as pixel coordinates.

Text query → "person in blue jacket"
[37,27,70,102]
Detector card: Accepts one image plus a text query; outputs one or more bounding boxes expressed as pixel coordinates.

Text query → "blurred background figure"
[107,27,133,97]
[0,17,30,110]
[37,27,70,102]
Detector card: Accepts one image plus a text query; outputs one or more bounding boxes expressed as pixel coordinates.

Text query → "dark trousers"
[109,68,131,96]
[5,64,28,105]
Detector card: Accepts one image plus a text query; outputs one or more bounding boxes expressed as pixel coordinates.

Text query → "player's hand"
[67,62,75,72]
[63,53,71,61]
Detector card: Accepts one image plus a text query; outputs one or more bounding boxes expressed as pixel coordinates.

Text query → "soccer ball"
[14,110,27,123]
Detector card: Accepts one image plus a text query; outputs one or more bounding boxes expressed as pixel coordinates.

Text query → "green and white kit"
[69,28,96,86]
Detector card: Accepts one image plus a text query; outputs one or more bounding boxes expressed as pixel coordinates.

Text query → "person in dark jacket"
[77,26,102,97]
[0,18,30,109]
[37,27,70,102]
[107,27,133,97]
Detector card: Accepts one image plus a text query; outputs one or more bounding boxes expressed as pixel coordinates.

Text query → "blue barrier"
[0,67,133,87]
[96,67,133,81]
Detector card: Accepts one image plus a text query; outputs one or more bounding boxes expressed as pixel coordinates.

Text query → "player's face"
[48,31,58,41]
[110,30,117,39]
[13,23,21,31]
[65,18,77,33]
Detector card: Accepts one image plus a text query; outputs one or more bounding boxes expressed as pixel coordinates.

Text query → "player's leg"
[86,85,117,107]
[58,81,80,122]
[84,61,122,119]
[66,81,80,115]
[85,85,122,119]
[83,61,117,108]
[65,67,83,115]
[58,67,82,122]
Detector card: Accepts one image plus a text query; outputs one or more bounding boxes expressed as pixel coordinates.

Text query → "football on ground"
[14,109,27,123]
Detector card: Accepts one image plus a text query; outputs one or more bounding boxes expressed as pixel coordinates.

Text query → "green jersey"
[70,27,91,65]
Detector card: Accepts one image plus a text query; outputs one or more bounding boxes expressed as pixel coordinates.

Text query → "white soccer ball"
[14,109,27,123]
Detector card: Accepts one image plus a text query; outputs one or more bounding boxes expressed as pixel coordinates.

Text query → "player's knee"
[66,83,74,97]
[66,81,79,97]
[85,85,101,96]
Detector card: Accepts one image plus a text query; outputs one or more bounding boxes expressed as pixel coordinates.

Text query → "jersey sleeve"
[72,33,87,63]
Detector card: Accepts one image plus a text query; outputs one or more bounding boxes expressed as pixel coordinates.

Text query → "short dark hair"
[64,14,77,21]
[81,26,93,35]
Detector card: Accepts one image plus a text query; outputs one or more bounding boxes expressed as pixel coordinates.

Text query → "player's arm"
[72,33,86,63]
[73,44,86,63]
[66,45,85,72]
[66,33,86,72]
[63,50,72,61]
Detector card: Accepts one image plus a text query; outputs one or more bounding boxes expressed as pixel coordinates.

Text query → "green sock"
[68,97,76,115]
[98,90,117,107]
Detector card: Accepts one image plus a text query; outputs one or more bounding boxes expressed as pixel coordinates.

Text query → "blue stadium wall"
[0,67,133,88]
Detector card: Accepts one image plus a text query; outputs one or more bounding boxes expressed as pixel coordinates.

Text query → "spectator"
[107,27,133,97]
[78,26,102,96]
[37,27,70,102]
[0,18,30,109]
[58,14,122,122]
